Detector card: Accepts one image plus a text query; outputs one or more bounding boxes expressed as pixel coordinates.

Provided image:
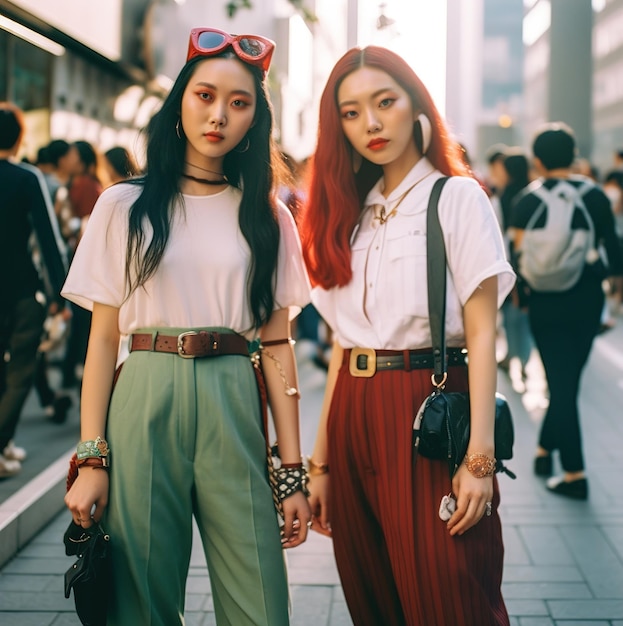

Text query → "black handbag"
[412,177,516,479]
[64,520,110,626]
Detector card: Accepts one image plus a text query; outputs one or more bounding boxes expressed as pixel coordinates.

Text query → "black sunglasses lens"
[238,37,265,57]
[197,31,227,50]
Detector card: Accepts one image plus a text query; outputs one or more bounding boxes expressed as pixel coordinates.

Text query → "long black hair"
[125,54,280,329]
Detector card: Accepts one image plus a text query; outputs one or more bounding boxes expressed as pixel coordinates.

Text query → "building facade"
[0,0,350,164]
[446,0,524,166]
[593,0,623,175]
[0,0,156,161]
[522,0,593,160]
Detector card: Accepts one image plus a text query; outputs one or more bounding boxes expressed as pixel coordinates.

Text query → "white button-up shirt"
[312,158,515,349]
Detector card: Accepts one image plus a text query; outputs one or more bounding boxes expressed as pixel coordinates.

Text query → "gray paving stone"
[503,525,532,565]
[0,613,59,626]
[603,525,623,561]
[185,593,209,611]
[328,597,354,626]
[560,526,623,598]
[517,618,554,626]
[185,575,211,593]
[502,582,592,599]
[290,585,333,625]
[519,526,576,566]
[0,588,72,611]
[505,599,550,616]
[0,574,51,591]
[503,565,583,582]
[2,557,68,575]
[548,599,623,620]
[183,613,210,626]
[555,622,611,625]
[49,614,82,625]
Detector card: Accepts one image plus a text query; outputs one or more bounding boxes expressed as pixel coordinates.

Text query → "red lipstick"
[367,138,389,150]
[205,131,224,142]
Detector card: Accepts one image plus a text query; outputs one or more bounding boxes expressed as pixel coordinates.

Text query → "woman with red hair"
[301,46,514,625]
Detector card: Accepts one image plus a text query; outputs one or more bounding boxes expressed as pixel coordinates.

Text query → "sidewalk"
[1,328,623,624]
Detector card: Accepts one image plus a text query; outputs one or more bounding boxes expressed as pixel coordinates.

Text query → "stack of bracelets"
[76,436,110,471]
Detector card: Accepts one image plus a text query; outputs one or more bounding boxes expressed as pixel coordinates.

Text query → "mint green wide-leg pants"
[104,328,289,626]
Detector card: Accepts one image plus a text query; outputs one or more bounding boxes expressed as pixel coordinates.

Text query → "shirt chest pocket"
[386,231,428,318]
[350,230,376,273]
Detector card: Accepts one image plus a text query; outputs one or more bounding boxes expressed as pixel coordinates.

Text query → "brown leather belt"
[130,331,249,359]
[345,347,467,378]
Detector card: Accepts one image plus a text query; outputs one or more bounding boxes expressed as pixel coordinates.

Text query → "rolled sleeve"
[441,177,516,308]
[273,202,311,318]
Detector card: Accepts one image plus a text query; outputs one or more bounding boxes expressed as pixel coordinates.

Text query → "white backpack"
[519,178,597,292]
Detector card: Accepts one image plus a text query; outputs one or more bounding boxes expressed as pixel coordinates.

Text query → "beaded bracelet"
[272,465,310,500]
[76,436,110,461]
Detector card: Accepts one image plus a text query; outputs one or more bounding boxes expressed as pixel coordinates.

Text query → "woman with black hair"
[102,145,140,185]
[62,28,311,625]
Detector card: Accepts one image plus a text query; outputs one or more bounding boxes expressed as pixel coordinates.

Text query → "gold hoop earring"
[175,118,182,139]
[235,136,250,153]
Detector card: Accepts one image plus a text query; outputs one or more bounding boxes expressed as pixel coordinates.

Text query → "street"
[1,319,623,624]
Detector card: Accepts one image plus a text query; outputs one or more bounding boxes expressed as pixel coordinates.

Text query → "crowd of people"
[2,25,623,626]
[0,122,141,478]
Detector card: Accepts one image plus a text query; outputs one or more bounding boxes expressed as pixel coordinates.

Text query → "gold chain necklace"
[372,170,434,225]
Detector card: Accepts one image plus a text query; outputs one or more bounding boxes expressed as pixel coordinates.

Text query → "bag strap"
[426,177,450,383]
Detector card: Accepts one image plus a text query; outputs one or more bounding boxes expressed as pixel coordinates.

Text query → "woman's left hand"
[280,491,312,549]
[446,465,494,536]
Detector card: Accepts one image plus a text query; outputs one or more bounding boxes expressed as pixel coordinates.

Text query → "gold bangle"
[464,453,496,478]
[306,456,329,476]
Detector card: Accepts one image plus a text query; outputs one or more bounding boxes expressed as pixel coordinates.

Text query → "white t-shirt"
[312,158,515,350]
[61,182,310,364]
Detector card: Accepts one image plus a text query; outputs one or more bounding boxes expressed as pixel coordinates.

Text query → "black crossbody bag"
[412,177,516,479]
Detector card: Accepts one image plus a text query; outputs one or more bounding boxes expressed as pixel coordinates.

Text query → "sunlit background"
[0,0,622,176]
[357,1,448,115]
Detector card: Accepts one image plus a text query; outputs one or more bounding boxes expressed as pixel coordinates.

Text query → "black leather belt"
[346,347,467,378]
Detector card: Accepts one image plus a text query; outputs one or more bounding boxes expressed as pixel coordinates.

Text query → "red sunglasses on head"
[187,28,275,75]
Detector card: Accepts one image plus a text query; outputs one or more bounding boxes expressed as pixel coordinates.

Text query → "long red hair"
[300,46,470,289]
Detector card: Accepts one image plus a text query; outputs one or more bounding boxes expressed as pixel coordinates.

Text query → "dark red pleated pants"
[327,355,510,626]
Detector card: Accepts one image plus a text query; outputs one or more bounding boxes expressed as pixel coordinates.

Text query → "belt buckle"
[177,331,198,358]
[349,347,377,378]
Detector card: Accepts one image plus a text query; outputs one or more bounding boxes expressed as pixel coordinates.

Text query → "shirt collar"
[365,157,435,208]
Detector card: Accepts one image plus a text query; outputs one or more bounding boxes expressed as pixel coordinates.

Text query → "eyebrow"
[338,87,397,108]
[194,82,254,98]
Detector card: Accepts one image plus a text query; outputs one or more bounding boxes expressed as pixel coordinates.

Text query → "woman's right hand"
[307,474,332,537]
[64,467,109,528]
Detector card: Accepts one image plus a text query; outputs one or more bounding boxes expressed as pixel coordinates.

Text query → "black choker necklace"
[182,173,228,186]
[185,161,224,176]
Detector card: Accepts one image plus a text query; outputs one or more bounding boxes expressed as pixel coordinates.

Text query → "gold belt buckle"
[349,347,377,378]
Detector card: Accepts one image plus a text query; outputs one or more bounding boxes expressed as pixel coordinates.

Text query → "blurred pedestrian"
[498,149,534,388]
[0,102,67,476]
[512,123,623,499]
[102,145,140,187]
[62,27,311,625]
[60,140,102,390]
[485,143,509,228]
[301,46,514,626]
